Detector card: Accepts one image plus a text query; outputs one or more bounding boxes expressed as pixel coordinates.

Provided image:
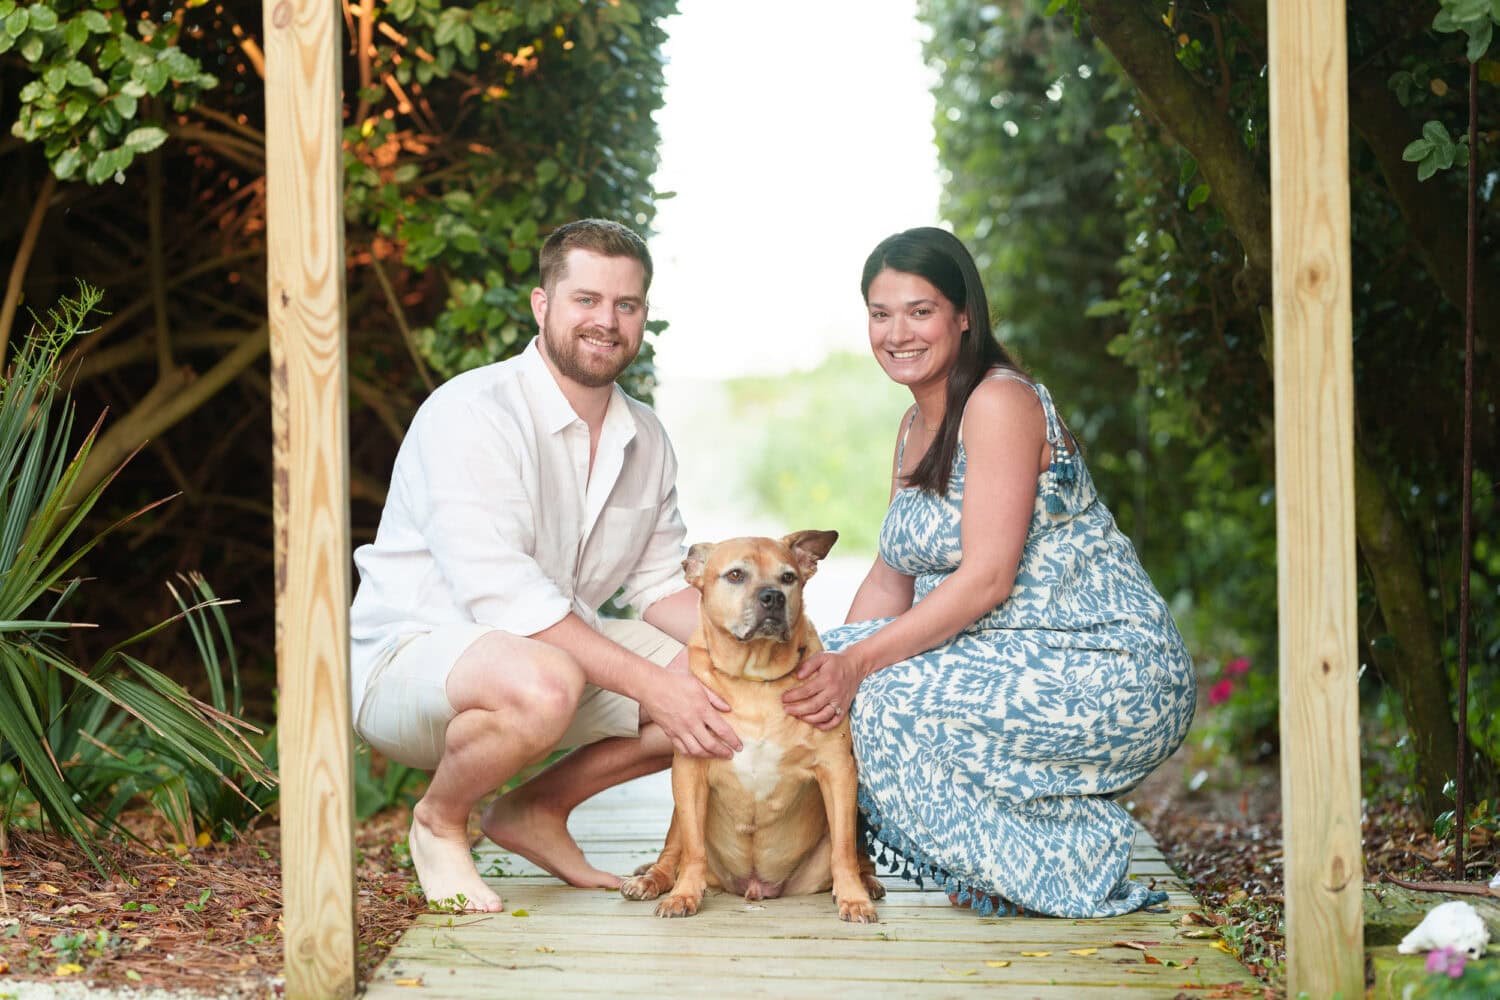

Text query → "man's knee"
[448,631,585,728]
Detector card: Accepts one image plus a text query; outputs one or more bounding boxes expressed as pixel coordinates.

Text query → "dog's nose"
[757,587,786,612]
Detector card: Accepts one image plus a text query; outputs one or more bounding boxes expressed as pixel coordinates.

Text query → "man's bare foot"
[481,791,621,889]
[408,811,503,913]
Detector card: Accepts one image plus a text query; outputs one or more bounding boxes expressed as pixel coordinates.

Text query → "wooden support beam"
[1267,1,1364,996]
[264,0,355,995]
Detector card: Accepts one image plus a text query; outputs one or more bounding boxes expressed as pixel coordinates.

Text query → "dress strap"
[979,369,1066,448]
[895,406,919,477]
[1030,383,1071,455]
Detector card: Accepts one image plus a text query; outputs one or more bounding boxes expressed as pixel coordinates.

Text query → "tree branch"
[369,254,435,391]
[1348,65,1496,359]
[148,150,173,377]
[1080,0,1273,303]
[1,173,58,362]
[68,326,271,507]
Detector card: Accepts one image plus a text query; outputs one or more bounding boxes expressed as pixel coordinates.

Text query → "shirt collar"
[519,337,638,448]
[519,338,582,435]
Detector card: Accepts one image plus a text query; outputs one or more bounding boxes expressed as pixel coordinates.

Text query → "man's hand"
[642,670,740,759]
[783,650,865,731]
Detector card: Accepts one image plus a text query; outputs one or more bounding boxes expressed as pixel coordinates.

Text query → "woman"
[783,227,1196,918]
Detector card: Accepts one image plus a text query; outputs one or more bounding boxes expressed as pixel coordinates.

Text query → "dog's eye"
[780,571,797,585]
[724,569,745,583]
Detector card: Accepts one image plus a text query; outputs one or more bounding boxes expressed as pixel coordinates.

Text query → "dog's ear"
[782,530,838,579]
[682,542,716,589]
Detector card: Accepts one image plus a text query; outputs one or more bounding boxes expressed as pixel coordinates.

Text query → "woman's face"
[865,268,968,394]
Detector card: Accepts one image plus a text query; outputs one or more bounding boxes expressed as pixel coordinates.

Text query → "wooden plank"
[263,0,354,994]
[371,774,1241,996]
[377,944,1240,984]
[365,970,1236,1000]
[1266,0,1364,996]
[397,913,1208,944]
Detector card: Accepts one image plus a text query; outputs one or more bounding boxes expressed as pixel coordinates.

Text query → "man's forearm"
[529,612,659,701]
[642,586,699,644]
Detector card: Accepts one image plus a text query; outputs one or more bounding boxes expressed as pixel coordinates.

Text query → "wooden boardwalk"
[363,773,1259,998]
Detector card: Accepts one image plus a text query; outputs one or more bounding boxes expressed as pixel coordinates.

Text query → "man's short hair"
[538,219,653,294]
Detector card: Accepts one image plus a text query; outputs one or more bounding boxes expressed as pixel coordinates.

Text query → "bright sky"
[646,0,940,378]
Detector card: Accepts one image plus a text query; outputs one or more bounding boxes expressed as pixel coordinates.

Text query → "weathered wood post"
[264,0,356,994]
[1267,1,1364,995]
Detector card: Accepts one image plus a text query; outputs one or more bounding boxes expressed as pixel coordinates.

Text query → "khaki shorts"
[355,618,682,771]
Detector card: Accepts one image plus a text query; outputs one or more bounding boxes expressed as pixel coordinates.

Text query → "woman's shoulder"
[966,369,1044,416]
[961,372,1047,447]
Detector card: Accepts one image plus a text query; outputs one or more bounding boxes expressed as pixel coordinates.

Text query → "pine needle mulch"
[0,807,425,997]
[1129,756,1498,994]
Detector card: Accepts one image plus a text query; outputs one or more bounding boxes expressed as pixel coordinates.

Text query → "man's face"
[531,249,649,389]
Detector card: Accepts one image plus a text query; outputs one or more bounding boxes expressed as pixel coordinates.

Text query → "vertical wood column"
[264,0,355,994]
[1267,1,1364,996]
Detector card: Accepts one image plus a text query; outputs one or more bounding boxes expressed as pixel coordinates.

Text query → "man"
[350,219,740,912]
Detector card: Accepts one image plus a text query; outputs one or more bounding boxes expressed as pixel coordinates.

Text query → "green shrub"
[0,285,274,866]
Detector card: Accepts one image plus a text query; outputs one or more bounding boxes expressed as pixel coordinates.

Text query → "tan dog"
[621,530,883,922]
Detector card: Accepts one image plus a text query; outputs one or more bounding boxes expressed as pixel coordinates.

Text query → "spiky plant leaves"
[0,284,274,867]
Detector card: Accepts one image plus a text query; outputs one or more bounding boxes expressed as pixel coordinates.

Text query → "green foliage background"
[915,0,1499,809]
[1,0,680,695]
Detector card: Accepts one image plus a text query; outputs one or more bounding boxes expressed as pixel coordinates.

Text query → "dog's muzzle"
[743,586,790,639]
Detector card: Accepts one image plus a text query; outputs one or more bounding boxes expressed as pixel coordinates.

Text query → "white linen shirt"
[348,339,690,720]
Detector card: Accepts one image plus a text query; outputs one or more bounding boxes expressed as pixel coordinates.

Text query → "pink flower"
[1208,679,1235,706]
[1224,657,1251,677]
[1425,947,1467,978]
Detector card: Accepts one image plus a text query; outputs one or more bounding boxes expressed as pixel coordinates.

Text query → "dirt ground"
[0,808,424,998]
[1,749,1491,998]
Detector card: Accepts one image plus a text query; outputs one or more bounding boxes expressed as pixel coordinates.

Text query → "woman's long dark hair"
[861,227,1023,495]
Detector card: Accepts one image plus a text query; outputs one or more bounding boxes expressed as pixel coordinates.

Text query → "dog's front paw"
[655,893,702,918]
[838,896,878,924]
[861,873,888,900]
[621,869,671,901]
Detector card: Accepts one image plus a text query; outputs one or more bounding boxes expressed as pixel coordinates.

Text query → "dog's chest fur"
[702,681,825,830]
[707,713,820,809]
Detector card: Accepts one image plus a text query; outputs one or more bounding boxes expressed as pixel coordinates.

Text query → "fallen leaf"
[944,968,978,976]
[535,946,554,953]
[196,831,212,847]
[1212,939,1235,953]
[510,909,529,917]
[393,977,424,986]
[1019,951,1051,957]
[1143,954,1163,965]
[54,963,85,976]
[1066,948,1098,956]
[125,970,142,982]
[1179,928,1221,939]
[36,883,60,894]
[0,957,8,974]
[1112,940,1158,951]
[984,960,1011,968]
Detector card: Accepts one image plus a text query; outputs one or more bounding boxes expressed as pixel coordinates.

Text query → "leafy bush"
[0,286,274,866]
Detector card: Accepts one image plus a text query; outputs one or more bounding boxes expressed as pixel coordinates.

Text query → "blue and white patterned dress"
[822,374,1196,918]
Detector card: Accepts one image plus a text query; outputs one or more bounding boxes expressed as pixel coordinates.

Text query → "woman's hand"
[783,649,867,731]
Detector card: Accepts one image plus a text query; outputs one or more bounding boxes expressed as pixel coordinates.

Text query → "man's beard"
[542,317,634,389]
